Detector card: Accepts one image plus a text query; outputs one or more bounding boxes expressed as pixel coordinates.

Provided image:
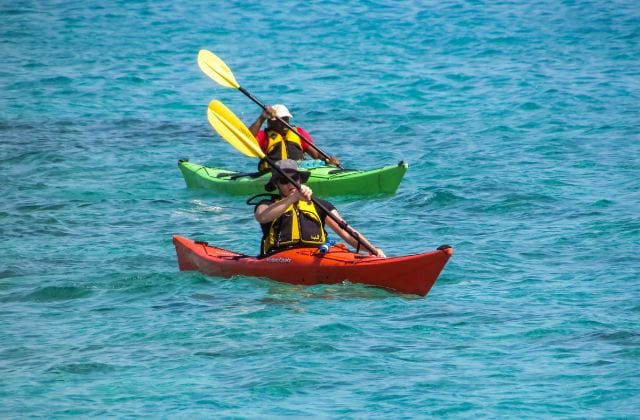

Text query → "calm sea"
[1,0,639,417]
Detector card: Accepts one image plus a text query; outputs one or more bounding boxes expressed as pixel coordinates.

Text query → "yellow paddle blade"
[207,100,265,159]
[198,50,240,89]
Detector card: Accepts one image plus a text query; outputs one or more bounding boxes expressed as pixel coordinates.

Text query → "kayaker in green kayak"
[248,104,341,170]
[253,159,385,258]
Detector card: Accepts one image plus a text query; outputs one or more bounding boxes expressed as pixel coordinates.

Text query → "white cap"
[271,104,292,120]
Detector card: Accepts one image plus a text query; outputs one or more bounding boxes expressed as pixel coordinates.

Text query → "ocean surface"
[2,0,639,417]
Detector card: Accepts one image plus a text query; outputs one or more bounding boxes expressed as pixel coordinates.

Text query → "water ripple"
[1,0,639,417]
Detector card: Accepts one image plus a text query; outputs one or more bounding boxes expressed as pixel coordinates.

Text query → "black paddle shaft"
[238,86,344,169]
[266,155,376,255]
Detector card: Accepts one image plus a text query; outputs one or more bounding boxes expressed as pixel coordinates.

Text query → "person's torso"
[259,129,304,170]
[260,197,330,254]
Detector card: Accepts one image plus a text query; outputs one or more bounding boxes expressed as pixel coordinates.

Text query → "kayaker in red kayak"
[253,159,385,258]
[248,104,340,170]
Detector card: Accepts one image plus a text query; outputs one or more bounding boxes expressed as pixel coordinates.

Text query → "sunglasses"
[276,173,301,185]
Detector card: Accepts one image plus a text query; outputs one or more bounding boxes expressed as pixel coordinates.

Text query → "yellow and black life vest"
[259,129,304,171]
[262,198,326,254]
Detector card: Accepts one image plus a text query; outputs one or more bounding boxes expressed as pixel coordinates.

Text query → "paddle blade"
[198,50,240,89]
[207,100,265,158]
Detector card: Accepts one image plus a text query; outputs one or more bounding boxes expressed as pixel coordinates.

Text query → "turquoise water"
[2,0,639,416]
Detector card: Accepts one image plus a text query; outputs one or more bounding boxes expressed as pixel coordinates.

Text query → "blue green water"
[2,0,639,416]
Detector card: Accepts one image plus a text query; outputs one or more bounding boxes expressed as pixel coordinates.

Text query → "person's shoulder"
[297,127,314,152]
[256,131,268,148]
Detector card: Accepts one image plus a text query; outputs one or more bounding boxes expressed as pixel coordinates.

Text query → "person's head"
[264,159,310,194]
[266,104,292,133]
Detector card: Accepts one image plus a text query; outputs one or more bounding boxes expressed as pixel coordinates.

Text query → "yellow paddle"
[198,49,344,169]
[207,99,376,255]
[198,50,240,89]
[207,99,259,158]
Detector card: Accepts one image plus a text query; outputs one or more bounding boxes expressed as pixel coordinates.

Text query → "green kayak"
[178,160,408,196]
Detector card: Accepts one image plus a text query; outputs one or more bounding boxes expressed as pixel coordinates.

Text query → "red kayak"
[173,235,453,296]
